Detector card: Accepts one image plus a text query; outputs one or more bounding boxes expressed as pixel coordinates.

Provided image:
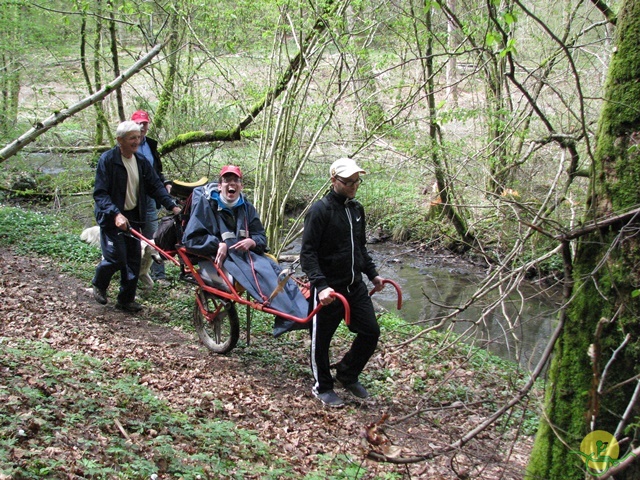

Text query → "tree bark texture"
[526,1,640,478]
[153,12,180,134]
[107,0,125,122]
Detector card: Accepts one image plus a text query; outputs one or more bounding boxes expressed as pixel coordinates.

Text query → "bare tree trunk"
[0,53,20,136]
[445,0,458,107]
[0,1,18,134]
[153,10,180,133]
[93,0,107,144]
[107,0,125,121]
[420,0,476,250]
[78,0,111,146]
[483,1,512,195]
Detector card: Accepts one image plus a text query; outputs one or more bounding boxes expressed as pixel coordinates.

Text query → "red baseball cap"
[131,110,150,123]
[220,165,243,178]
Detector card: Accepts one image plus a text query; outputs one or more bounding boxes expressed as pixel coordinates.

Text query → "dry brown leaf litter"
[0,247,533,478]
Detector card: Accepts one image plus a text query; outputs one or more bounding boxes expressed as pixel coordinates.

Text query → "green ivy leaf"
[486,31,501,47]
[504,12,517,25]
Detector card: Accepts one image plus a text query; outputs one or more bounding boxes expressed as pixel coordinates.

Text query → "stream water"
[367,244,562,370]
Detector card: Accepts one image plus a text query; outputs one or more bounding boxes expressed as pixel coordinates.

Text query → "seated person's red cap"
[131,110,150,123]
[220,165,243,178]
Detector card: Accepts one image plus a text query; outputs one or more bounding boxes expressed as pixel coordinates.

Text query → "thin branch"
[603,372,640,395]
[449,304,564,451]
[559,207,640,240]
[614,380,640,439]
[598,333,630,395]
[371,286,568,465]
[596,445,640,479]
[21,146,110,154]
[0,185,92,197]
[113,418,131,442]
[0,37,172,163]
[31,2,137,26]
[512,0,595,174]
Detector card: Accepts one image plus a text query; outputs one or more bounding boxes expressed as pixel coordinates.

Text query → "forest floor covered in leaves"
[0,245,536,479]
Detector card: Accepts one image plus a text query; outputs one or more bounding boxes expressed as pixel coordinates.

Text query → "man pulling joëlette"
[300,157,386,408]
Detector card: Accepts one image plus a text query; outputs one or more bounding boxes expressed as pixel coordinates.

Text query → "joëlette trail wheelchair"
[128,178,402,354]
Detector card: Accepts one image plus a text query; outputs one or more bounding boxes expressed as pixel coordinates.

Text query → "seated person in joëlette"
[181,165,309,336]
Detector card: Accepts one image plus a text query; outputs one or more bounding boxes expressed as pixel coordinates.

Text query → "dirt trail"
[0,247,532,478]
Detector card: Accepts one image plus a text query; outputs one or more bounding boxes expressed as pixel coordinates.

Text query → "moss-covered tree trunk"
[526,1,640,478]
[153,10,180,134]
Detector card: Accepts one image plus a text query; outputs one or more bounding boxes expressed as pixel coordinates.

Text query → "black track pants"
[310,281,380,394]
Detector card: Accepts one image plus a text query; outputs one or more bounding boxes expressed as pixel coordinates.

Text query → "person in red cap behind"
[130,109,172,284]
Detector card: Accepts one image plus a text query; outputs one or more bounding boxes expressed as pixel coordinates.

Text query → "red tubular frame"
[174,246,351,325]
[127,228,386,326]
[128,226,181,267]
[369,279,403,310]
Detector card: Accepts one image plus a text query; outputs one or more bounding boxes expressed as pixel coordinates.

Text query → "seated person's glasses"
[335,176,363,187]
[221,177,242,184]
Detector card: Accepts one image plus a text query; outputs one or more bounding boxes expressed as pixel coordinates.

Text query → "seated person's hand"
[230,238,256,252]
[215,242,228,266]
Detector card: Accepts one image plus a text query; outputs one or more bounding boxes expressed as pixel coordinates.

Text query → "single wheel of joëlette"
[193,289,239,354]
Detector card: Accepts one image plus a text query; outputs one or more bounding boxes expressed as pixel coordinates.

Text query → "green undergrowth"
[0,338,289,478]
[0,205,100,282]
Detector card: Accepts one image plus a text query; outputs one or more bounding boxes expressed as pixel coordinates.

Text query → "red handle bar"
[369,278,402,310]
[306,292,351,326]
[127,227,181,267]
